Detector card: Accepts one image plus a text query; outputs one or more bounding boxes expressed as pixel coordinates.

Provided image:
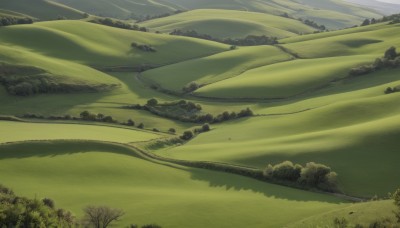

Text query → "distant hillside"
[140,9,316,39]
[344,0,400,15]
[53,0,382,29]
[0,0,84,20]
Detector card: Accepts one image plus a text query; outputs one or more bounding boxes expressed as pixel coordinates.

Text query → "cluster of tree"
[125,99,253,124]
[263,161,338,192]
[0,184,76,227]
[131,42,157,52]
[170,29,278,46]
[136,10,186,22]
[349,46,400,77]
[89,18,148,31]
[361,13,400,26]
[0,16,33,27]
[298,18,326,31]
[180,124,211,141]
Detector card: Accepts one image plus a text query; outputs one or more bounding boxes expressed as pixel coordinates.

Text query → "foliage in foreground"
[0,184,76,227]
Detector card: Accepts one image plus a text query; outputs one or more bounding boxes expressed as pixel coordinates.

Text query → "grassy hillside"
[0,0,84,20]
[0,140,347,227]
[142,45,293,93]
[0,20,228,67]
[140,9,316,39]
[0,9,33,19]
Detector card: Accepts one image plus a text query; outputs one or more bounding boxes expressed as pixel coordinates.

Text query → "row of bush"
[21,111,174,134]
[89,17,148,32]
[0,16,33,27]
[170,29,278,46]
[125,99,254,124]
[135,10,186,22]
[349,46,400,77]
[131,42,157,52]
[263,161,338,192]
[180,124,211,141]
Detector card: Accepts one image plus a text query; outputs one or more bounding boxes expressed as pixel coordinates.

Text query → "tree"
[97,113,105,120]
[384,46,397,60]
[80,111,90,119]
[102,116,114,123]
[83,205,124,228]
[168,128,176,134]
[147,98,158,106]
[299,162,332,187]
[361,18,371,26]
[182,82,199,93]
[202,124,210,132]
[385,87,394,94]
[138,123,144,129]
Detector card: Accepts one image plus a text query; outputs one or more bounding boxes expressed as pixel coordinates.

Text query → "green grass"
[0,9,33,18]
[0,0,84,20]
[0,121,163,143]
[140,9,316,39]
[0,140,348,227]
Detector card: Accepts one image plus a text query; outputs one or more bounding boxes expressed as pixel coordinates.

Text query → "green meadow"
[0,2,400,227]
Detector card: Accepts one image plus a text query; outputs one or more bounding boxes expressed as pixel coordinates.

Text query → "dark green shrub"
[127,119,135,126]
[180,131,193,140]
[202,124,210,132]
[138,123,144,129]
[168,128,176,134]
[147,98,158,106]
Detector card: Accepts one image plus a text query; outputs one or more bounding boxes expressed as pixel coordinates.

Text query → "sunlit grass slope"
[0,20,229,67]
[0,0,84,20]
[142,45,293,92]
[288,200,397,227]
[140,9,316,39]
[194,55,372,99]
[0,140,346,227]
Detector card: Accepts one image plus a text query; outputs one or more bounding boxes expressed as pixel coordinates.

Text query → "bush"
[142,225,162,228]
[202,124,210,132]
[138,123,144,129]
[147,98,158,106]
[168,128,176,134]
[182,82,200,93]
[180,131,193,140]
[299,162,337,191]
[127,119,135,126]
[263,161,301,181]
[384,46,397,60]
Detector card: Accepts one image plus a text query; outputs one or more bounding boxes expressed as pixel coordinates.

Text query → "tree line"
[361,13,400,26]
[349,46,400,87]
[0,16,33,27]
[170,29,278,46]
[89,17,148,32]
[124,99,254,124]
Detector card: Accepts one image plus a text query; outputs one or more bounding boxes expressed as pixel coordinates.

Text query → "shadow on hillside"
[188,168,343,203]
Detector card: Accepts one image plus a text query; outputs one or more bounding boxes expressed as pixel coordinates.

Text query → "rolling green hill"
[0,139,347,227]
[140,9,316,39]
[0,0,84,20]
